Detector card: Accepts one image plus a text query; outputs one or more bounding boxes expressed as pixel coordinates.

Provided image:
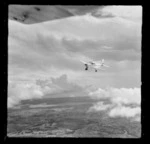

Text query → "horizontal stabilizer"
[98,67,105,70]
[103,64,109,67]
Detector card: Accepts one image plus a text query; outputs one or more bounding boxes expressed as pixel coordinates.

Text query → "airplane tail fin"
[102,59,104,64]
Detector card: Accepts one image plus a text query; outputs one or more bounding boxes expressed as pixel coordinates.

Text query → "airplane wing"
[93,61,101,65]
[80,60,88,64]
[93,65,105,70]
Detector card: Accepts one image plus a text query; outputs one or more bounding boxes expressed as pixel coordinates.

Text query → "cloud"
[98,6,142,22]
[9,14,141,61]
[88,101,112,112]
[89,88,110,99]
[8,83,44,108]
[89,87,141,105]
[111,88,141,105]
[8,74,86,108]
[108,106,141,118]
[51,74,82,91]
[88,87,141,120]
[9,20,141,61]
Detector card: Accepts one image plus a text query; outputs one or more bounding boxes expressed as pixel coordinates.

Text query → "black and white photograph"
[7,5,142,138]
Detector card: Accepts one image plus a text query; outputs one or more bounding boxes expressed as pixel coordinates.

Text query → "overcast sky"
[8,6,142,89]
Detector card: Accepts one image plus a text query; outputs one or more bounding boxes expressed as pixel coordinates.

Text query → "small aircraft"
[80,59,109,72]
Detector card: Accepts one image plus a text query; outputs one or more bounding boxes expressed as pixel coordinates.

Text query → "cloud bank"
[8,83,44,108]
[89,87,141,105]
[108,106,141,118]
[8,74,86,108]
[88,87,141,120]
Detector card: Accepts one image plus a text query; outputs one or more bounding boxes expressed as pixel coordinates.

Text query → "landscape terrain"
[7,96,141,138]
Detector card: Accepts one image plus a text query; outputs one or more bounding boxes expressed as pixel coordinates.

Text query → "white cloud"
[111,88,141,105]
[108,105,141,118]
[88,101,112,112]
[8,74,86,108]
[8,83,44,108]
[100,6,142,22]
[88,87,141,120]
[89,88,110,99]
[89,87,141,105]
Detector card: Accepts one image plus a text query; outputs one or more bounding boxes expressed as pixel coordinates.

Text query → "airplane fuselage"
[81,59,108,72]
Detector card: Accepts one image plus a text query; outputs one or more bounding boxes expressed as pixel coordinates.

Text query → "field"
[7,96,141,138]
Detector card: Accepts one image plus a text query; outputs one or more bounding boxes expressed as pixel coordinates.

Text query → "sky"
[8,5,142,119]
